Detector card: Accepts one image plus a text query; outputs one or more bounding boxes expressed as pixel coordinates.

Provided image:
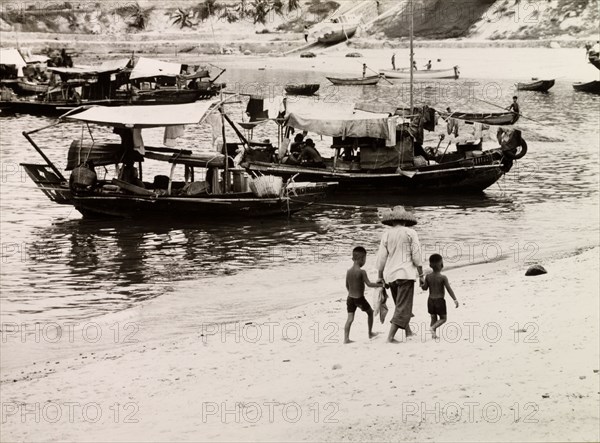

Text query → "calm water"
[0,65,598,328]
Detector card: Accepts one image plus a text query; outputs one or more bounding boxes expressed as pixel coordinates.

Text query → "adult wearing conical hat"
[376,206,424,342]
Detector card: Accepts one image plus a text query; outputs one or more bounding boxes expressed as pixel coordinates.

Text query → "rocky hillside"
[367,0,598,39]
[0,0,597,40]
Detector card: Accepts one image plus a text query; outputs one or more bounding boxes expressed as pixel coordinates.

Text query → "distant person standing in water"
[304,25,309,43]
[425,60,432,70]
[362,63,367,78]
[412,60,418,71]
[507,96,520,115]
[391,53,396,70]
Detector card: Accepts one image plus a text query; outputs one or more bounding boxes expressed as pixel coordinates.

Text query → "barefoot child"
[421,254,459,339]
[345,246,383,344]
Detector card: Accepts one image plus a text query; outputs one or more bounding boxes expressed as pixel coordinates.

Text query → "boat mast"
[220,93,230,193]
[409,0,414,114]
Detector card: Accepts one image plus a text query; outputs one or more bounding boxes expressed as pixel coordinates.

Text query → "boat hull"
[380,68,459,80]
[71,194,311,219]
[285,84,320,95]
[244,161,507,193]
[326,75,380,86]
[132,88,217,104]
[442,111,519,125]
[317,25,358,44]
[573,80,600,94]
[589,54,600,70]
[0,99,129,116]
[15,80,49,96]
[517,79,555,92]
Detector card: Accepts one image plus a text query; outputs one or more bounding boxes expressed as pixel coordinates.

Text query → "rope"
[289,198,383,210]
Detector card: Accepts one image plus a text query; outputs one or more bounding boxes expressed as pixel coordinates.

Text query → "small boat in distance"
[326,75,381,86]
[285,83,320,96]
[440,111,519,125]
[380,67,460,80]
[588,53,600,70]
[572,80,600,94]
[517,79,555,92]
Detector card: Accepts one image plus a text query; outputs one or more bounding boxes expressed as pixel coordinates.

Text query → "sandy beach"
[2,245,598,442]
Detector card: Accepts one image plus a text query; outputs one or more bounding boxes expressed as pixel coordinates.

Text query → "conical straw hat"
[380,206,417,226]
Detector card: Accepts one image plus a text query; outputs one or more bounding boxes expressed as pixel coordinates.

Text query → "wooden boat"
[240,103,528,194]
[517,79,555,92]
[20,101,332,220]
[15,79,49,95]
[0,98,129,116]
[285,83,320,96]
[588,53,600,70]
[573,80,600,94]
[380,67,460,80]
[440,111,519,125]
[326,75,380,86]
[312,16,359,44]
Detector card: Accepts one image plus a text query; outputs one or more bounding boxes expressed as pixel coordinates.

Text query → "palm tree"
[248,0,301,25]
[169,8,195,29]
[128,2,154,30]
[195,0,224,21]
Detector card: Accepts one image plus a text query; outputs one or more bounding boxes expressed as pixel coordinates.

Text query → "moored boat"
[239,100,528,194]
[15,79,49,95]
[440,111,520,125]
[588,53,600,70]
[311,16,359,44]
[380,67,460,80]
[517,79,555,92]
[20,101,332,220]
[573,80,600,94]
[326,75,380,86]
[285,83,320,96]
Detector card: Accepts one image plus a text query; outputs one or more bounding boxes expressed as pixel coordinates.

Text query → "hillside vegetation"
[0,0,598,41]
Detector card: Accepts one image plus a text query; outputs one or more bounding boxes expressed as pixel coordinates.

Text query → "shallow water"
[0,60,598,329]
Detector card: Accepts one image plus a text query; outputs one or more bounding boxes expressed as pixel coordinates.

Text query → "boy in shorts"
[421,254,459,339]
[345,246,383,344]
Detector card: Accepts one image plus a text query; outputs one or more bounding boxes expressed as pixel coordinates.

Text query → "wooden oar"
[359,62,393,85]
[473,96,546,125]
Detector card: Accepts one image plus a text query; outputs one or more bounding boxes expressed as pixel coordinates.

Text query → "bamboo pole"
[409,0,414,114]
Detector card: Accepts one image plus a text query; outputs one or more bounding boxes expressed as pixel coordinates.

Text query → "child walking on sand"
[421,254,459,339]
[345,246,383,344]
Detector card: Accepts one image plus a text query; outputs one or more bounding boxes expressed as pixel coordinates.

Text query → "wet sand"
[2,246,598,442]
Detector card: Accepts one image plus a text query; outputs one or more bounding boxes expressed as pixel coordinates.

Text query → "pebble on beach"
[526,265,548,276]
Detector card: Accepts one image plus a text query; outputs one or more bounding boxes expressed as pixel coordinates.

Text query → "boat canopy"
[63,101,217,128]
[287,110,395,139]
[0,48,27,68]
[130,57,181,80]
[48,58,130,76]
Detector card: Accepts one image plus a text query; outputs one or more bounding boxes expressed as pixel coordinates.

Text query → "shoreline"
[1,245,598,441]
[0,32,595,56]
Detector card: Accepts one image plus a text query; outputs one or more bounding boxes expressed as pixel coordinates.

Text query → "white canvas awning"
[0,48,27,68]
[63,101,218,128]
[130,57,182,80]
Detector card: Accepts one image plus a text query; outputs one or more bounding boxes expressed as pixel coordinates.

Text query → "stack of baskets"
[249,175,283,198]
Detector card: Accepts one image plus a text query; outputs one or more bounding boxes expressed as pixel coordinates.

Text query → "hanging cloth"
[163,125,185,147]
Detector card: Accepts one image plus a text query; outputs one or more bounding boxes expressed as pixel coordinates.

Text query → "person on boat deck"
[362,64,367,78]
[412,60,418,71]
[284,133,305,164]
[425,60,432,70]
[299,139,324,166]
[506,96,520,115]
[304,25,309,43]
[68,87,81,104]
[391,53,396,70]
